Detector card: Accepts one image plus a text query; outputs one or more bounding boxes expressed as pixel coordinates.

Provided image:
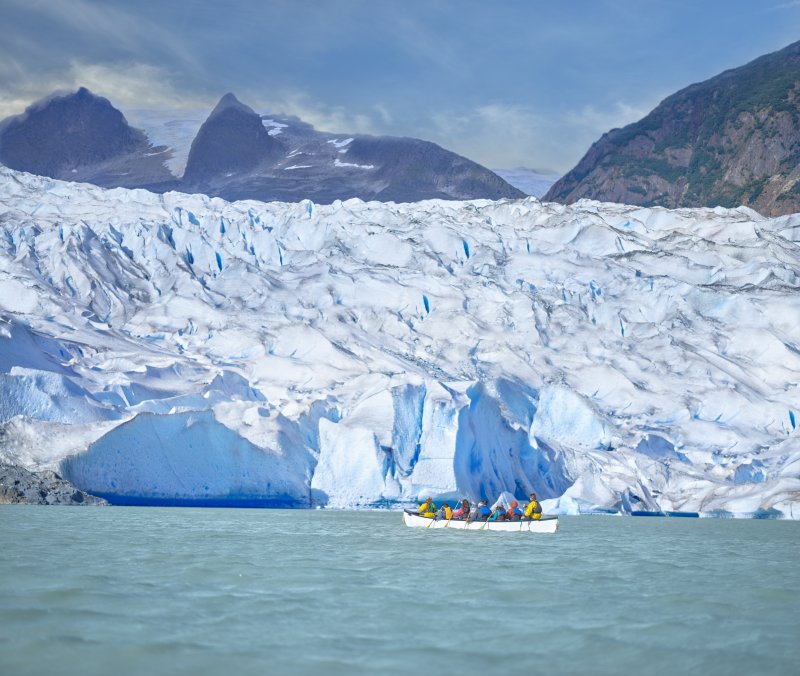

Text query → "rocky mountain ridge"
[0,89,523,204]
[546,40,800,216]
[0,87,176,192]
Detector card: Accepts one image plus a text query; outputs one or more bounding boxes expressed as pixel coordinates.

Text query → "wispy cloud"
[3,0,199,69]
[0,61,209,120]
[237,89,383,136]
[427,99,655,172]
[564,101,654,135]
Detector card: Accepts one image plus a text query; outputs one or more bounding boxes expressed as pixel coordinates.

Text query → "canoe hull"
[403,510,558,533]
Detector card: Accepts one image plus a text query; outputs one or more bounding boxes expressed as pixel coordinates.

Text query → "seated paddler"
[451,498,470,520]
[436,502,453,520]
[474,499,492,521]
[488,504,505,521]
[524,492,542,520]
[418,496,436,518]
[506,501,523,521]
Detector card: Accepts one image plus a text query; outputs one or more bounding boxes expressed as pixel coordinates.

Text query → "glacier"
[0,166,798,517]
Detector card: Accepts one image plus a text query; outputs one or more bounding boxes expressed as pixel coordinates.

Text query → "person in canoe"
[436,502,453,520]
[471,500,492,522]
[451,498,470,520]
[488,503,506,522]
[506,501,523,521]
[418,497,436,519]
[524,493,542,520]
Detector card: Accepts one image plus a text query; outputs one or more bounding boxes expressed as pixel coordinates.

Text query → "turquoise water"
[1,507,798,676]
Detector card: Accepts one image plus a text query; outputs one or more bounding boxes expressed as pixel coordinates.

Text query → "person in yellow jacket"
[418,496,436,518]
[436,502,453,520]
[524,492,542,520]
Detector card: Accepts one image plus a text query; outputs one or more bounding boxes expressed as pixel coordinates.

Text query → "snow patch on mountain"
[334,158,374,170]
[0,167,798,516]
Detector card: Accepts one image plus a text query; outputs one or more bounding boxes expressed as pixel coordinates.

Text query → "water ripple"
[0,506,798,676]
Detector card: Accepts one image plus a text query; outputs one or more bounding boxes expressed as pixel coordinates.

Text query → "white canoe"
[403,510,559,533]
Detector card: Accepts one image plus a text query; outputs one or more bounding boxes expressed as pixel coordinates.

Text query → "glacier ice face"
[530,385,611,453]
[61,410,310,506]
[0,167,798,517]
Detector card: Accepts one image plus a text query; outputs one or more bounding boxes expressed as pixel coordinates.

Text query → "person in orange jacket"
[506,501,523,521]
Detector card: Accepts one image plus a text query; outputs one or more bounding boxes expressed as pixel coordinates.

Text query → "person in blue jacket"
[473,499,492,521]
[488,504,505,521]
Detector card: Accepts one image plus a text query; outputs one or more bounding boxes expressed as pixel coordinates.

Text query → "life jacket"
[506,507,522,519]
[478,505,491,519]
[441,505,453,519]
[452,506,468,519]
[525,500,542,519]
[419,501,436,518]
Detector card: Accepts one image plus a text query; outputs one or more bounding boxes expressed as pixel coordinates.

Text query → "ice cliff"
[0,166,798,517]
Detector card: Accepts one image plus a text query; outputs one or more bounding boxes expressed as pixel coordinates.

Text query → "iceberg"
[0,166,798,517]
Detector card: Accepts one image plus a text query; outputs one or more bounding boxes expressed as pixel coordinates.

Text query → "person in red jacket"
[450,498,471,520]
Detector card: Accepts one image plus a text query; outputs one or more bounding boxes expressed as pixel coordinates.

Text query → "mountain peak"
[0,87,175,189]
[183,93,282,184]
[209,92,257,118]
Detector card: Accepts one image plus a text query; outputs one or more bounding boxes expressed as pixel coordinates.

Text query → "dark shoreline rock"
[0,462,108,505]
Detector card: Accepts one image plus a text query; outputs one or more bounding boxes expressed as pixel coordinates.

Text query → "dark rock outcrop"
[182,93,285,186]
[344,136,522,202]
[183,93,525,203]
[0,89,523,204]
[0,462,108,505]
[0,87,176,191]
[546,40,800,216]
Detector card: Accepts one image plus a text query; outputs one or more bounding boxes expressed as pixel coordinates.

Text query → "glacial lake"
[1,506,798,676]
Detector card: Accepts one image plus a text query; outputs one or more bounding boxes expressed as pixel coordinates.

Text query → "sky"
[1,0,800,173]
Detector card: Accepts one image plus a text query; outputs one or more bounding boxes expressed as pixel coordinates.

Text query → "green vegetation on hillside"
[547,40,800,216]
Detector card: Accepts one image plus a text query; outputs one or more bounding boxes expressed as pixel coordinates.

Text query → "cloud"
[0,53,658,175]
[564,101,654,135]
[2,0,198,69]
[0,61,210,120]
[425,99,654,173]
[238,89,384,136]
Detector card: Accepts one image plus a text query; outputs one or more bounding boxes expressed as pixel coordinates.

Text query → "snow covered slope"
[0,167,798,516]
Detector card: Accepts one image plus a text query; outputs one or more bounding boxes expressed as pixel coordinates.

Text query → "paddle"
[480,505,498,530]
[443,505,455,528]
